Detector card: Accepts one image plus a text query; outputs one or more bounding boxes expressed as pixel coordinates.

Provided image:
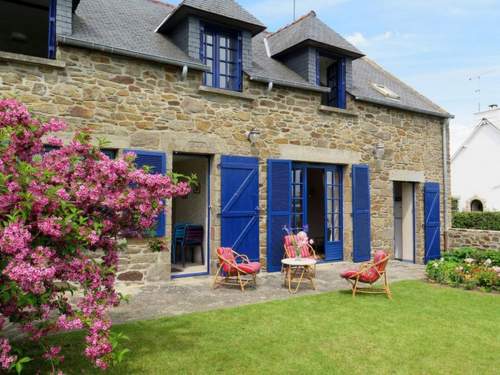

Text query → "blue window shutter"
[266,159,291,272]
[352,164,371,262]
[126,150,167,237]
[337,57,347,109]
[424,182,441,263]
[48,0,57,59]
[236,32,243,91]
[221,155,260,262]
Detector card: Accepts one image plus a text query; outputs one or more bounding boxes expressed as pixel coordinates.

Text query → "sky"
[167,0,500,152]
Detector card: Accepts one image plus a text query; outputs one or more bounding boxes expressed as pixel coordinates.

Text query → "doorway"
[291,164,343,261]
[393,182,415,262]
[171,154,210,277]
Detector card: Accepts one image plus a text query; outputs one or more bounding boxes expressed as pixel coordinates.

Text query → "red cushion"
[373,250,389,272]
[283,235,313,258]
[341,267,380,283]
[226,262,261,275]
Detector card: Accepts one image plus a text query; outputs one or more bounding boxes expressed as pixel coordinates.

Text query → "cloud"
[346,31,393,48]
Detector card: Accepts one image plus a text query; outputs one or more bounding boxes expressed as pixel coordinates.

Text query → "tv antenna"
[469,69,496,112]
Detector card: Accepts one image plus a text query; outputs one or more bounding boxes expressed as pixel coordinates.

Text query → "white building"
[451,105,500,211]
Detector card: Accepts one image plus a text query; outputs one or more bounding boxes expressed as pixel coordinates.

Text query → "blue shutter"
[315,50,321,86]
[126,150,167,237]
[221,155,259,261]
[424,182,441,263]
[48,0,57,59]
[337,57,347,109]
[236,32,243,91]
[266,159,291,272]
[352,164,371,262]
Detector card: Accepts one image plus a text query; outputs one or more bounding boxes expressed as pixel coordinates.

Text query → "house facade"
[451,106,500,212]
[0,0,452,282]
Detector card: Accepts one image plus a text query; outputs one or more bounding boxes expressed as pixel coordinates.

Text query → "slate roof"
[350,58,450,117]
[157,0,266,35]
[61,0,450,118]
[267,11,363,58]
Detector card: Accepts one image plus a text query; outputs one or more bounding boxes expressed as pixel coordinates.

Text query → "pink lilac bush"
[0,99,191,372]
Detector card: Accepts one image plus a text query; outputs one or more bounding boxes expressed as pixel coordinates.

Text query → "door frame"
[292,162,344,262]
[171,153,212,279]
[393,181,416,263]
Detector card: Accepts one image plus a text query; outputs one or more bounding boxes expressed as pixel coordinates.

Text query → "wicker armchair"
[213,247,261,292]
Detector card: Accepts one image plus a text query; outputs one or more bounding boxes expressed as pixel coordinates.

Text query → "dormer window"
[371,83,401,100]
[0,0,57,59]
[201,24,242,92]
[318,53,347,109]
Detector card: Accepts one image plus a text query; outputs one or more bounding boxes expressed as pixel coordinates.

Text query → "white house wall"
[451,123,500,211]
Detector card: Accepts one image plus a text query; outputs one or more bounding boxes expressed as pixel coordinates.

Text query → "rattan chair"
[340,250,392,299]
[213,247,261,292]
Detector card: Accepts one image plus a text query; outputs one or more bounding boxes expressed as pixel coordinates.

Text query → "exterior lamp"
[374,143,385,160]
[245,128,260,144]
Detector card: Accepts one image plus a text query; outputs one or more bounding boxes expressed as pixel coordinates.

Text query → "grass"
[24,281,499,374]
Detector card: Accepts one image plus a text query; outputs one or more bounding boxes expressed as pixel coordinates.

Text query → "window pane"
[219,62,227,75]
[207,59,213,71]
[219,36,227,48]
[206,45,213,58]
[293,184,302,198]
[327,200,332,213]
[327,188,333,200]
[293,169,302,183]
[334,199,340,214]
[206,34,213,44]
[334,170,340,185]
[334,187,340,200]
[220,48,227,61]
[227,76,238,90]
[227,62,237,76]
[334,228,340,241]
[219,76,227,88]
[227,49,237,62]
[293,198,302,212]
[227,38,237,49]
[327,171,333,185]
[205,73,213,87]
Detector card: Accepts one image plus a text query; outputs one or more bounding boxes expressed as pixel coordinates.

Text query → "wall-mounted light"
[374,143,385,160]
[245,128,261,144]
[180,65,188,81]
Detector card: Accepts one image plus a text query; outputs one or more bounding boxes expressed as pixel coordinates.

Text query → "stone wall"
[0,45,450,282]
[448,228,500,250]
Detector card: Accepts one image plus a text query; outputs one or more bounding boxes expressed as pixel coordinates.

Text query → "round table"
[281,258,317,293]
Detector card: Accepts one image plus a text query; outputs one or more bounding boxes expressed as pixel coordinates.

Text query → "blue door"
[324,166,343,261]
[352,164,371,262]
[424,182,441,263]
[267,159,291,272]
[221,156,259,262]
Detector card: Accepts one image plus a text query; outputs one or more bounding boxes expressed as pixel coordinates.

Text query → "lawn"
[26,281,499,374]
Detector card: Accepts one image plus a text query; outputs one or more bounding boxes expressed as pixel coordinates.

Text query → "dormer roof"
[156,0,266,36]
[267,11,364,59]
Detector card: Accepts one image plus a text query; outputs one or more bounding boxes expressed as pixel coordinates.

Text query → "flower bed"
[426,248,500,292]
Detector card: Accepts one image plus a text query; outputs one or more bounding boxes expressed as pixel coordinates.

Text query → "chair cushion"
[341,267,380,283]
[237,262,261,274]
[373,250,389,272]
[283,235,313,258]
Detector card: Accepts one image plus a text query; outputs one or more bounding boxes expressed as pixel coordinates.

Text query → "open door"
[324,166,343,261]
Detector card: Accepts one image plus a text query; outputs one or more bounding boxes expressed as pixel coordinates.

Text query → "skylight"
[371,83,400,100]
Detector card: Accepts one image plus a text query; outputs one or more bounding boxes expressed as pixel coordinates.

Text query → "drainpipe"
[442,118,450,252]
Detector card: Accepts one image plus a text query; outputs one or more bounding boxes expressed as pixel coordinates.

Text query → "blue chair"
[171,224,187,265]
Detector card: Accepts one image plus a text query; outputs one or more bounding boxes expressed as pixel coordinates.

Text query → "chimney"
[489,104,498,110]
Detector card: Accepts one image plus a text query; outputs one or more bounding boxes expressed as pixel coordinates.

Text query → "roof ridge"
[362,57,449,115]
[269,10,316,37]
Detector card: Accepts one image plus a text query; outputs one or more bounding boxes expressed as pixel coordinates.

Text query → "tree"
[0,99,191,372]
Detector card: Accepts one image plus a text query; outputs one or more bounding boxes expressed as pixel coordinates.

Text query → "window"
[317,52,346,109]
[201,24,242,91]
[0,0,57,59]
[371,83,400,100]
[470,199,484,212]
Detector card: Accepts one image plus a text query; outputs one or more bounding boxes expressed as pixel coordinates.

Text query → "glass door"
[291,166,306,232]
[324,166,343,261]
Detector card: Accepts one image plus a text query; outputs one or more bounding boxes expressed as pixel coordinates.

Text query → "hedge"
[452,212,500,231]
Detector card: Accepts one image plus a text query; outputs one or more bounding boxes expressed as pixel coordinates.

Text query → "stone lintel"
[389,169,425,183]
[0,51,66,69]
[318,105,358,117]
[279,144,361,165]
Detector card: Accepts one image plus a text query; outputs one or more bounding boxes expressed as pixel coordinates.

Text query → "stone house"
[0,0,452,283]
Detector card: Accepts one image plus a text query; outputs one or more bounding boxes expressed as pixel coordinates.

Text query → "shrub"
[452,211,500,231]
[426,248,499,293]
[0,100,192,372]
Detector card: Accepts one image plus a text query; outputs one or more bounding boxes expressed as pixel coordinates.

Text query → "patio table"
[281,258,317,294]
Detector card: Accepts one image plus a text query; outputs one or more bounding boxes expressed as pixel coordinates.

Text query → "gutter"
[57,36,209,72]
[248,74,331,94]
[442,118,450,252]
[351,94,454,119]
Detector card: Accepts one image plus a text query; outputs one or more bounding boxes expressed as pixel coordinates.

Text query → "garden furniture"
[172,224,204,268]
[282,234,317,273]
[213,247,261,291]
[281,257,317,293]
[340,250,392,299]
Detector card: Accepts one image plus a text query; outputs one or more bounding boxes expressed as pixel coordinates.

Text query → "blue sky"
[168,0,500,151]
